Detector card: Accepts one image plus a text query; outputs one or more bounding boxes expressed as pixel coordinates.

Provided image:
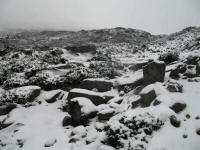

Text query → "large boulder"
[143,61,166,85]
[68,97,97,125]
[80,79,113,92]
[67,88,114,106]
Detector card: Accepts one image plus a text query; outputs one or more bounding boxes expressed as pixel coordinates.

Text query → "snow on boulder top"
[70,88,114,97]
[71,97,97,115]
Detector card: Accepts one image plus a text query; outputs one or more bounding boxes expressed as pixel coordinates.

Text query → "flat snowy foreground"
[0,79,200,150]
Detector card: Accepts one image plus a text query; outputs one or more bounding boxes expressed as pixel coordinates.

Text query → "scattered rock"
[17,139,25,148]
[119,91,125,97]
[139,85,157,107]
[80,79,113,92]
[67,88,114,106]
[69,138,79,143]
[196,128,200,136]
[44,138,57,147]
[143,61,166,85]
[0,103,17,116]
[153,99,161,106]
[195,116,200,120]
[170,115,181,128]
[62,115,73,126]
[186,114,191,119]
[170,102,186,113]
[183,134,188,139]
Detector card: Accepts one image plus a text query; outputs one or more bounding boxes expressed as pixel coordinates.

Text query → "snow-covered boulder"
[139,85,157,107]
[80,78,113,92]
[68,97,97,125]
[0,86,41,105]
[143,61,166,85]
[67,88,114,106]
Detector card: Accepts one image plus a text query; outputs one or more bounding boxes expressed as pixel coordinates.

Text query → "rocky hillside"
[0,27,200,150]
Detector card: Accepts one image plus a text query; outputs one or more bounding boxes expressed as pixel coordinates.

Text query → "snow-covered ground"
[0,27,200,150]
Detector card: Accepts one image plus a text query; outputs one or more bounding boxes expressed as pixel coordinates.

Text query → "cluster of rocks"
[170,55,200,80]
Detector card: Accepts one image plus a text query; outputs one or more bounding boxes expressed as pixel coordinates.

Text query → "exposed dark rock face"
[143,61,166,85]
[170,102,186,113]
[170,115,181,128]
[139,89,157,107]
[80,79,113,92]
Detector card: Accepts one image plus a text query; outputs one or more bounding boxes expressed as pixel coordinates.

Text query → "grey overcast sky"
[0,0,200,34]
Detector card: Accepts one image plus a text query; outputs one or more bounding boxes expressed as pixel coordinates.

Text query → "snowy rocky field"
[0,27,200,150]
